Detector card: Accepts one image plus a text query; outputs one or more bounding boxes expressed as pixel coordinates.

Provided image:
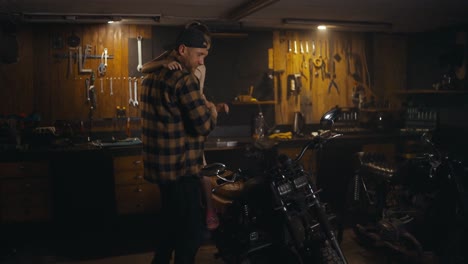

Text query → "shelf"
[360,108,392,112]
[395,89,468,95]
[231,100,276,105]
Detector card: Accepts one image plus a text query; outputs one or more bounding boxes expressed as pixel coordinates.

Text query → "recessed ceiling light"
[317,25,327,30]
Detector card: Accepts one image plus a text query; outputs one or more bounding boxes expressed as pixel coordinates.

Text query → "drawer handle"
[134,175,143,180]
[133,160,142,165]
[135,188,143,193]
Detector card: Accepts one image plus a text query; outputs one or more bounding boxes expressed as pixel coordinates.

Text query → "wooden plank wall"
[0,26,35,116]
[372,34,407,110]
[1,24,406,128]
[0,23,151,123]
[272,30,406,125]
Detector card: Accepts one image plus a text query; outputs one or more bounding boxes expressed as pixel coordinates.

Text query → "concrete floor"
[2,220,388,264]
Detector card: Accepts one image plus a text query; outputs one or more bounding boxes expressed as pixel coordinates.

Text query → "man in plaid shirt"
[141,27,217,264]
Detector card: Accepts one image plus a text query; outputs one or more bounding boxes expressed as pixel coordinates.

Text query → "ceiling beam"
[225,0,280,21]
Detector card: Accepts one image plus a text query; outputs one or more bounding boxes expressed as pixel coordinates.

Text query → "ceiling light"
[109,16,122,23]
[283,18,392,32]
[317,25,327,30]
[20,13,161,24]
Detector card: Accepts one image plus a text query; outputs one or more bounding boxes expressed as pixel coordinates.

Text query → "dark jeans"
[152,176,203,264]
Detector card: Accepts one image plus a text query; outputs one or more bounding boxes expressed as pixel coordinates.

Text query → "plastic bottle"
[253,111,265,140]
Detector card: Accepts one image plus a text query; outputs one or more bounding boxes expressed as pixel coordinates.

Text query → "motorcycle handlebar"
[201,162,226,176]
[201,162,245,185]
[203,131,342,183]
[293,132,342,162]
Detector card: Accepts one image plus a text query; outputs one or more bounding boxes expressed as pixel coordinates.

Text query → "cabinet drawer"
[1,190,51,222]
[114,170,144,185]
[2,190,51,208]
[0,162,49,179]
[113,156,143,171]
[1,178,50,197]
[115,183,160,214]
[1,203,51,222]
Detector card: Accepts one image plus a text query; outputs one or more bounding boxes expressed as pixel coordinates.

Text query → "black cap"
[175,28,208,49]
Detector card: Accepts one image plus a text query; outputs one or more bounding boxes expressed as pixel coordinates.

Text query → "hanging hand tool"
[309,58,315,87]
[85,78,90,103]
[302,54,308,70]
[346,37,352,76]
[137,35,143,72]
[78,45,92,74]
[287,74,302,105]
[67,47,77,78]
[300,41,307,69]
[133,77,139,107]
[325,39,331,77]
[87,71,96,102]
[89,83,97,110]
[98,48,108,76]
[308,58,314,105]
[109,77,113,96]
[313,40,324,69]
[83,44,92,69]
[333,38,342,62]
[324,39,332,79]
[100,78,104,93]
[273,70,284,103]
[128,78,134,106]
[327,61,340,95]
[312,40,316,56]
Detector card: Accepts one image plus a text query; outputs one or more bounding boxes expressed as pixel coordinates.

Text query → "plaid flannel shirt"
[141,62,216,183]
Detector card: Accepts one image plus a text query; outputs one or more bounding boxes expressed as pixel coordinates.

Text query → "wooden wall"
[0,23,151,123]
[272,30,406,125]
[1,23,407,128]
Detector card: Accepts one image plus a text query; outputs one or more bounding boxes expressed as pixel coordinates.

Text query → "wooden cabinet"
[113,155,160,215]
[0,161,51,222]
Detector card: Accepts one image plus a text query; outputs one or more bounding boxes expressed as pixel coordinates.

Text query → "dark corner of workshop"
[1,1,468,263]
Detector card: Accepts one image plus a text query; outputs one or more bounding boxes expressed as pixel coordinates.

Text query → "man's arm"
[177,75,217,136]
[141,50,182,73]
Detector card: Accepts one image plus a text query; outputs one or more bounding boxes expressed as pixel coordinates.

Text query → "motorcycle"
[349,133,468,263]
[202,132,348,264]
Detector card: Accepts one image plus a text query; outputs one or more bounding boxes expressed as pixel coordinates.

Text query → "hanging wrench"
[128,77,134,105]
[137,35,143,72]
[133,77,139,107]
[104,48,108,67]
[98,48,107,76]
[109,77,113,96]
[85,78,90,103]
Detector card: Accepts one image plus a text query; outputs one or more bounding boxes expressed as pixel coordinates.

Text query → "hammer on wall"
[272,70,285,103]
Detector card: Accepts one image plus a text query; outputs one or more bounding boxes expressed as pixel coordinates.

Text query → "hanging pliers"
[328,61,340,95]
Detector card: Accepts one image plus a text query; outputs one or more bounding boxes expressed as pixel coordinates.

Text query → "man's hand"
[164,61,182,70]
[205,100,216,110]
[204,99,218,119]
[216,103,229,114]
